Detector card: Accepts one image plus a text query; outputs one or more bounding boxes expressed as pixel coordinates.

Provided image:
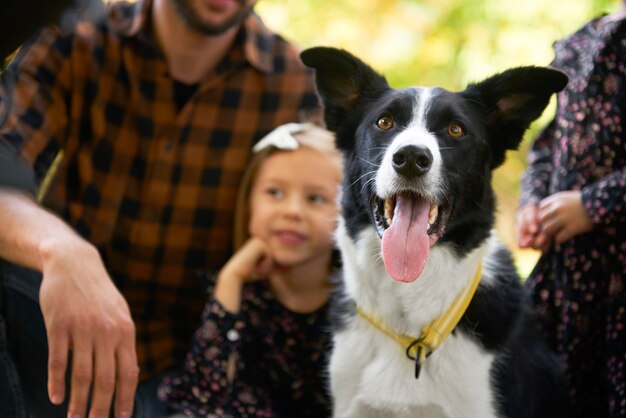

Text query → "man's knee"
[0,260,68,418]
[0,261,30,418]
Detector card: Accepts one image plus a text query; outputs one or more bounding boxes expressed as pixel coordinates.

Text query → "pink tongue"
[381,194,431,283]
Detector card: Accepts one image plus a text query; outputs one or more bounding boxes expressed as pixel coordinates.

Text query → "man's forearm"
[0,187,90,271]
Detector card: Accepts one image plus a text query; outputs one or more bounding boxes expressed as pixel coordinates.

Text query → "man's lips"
[206,0,238,10]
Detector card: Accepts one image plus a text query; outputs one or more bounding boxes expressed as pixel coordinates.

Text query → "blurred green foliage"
[256,0,616,275]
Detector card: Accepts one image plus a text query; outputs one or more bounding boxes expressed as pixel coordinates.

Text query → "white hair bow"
[252,123,311,153]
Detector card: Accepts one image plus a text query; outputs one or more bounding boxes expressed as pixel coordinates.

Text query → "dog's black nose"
[392,145,433,178]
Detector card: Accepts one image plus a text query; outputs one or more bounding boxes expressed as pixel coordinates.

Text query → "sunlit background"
[257,0,617,276]
[8,0,616,276]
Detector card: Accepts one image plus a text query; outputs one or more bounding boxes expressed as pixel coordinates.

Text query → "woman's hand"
[517,203,551,251]
[538,190,593,244]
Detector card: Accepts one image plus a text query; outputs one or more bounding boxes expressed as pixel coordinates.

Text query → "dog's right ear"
[300,47,390,146]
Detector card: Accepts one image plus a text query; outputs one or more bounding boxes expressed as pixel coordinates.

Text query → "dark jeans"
[0,261,175,418]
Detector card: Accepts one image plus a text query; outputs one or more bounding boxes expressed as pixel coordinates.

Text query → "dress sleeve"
[581,167,626,226]
[158,296,245,413]
[158,293,276,417]
[519,120,557,208]
[0,26,72,196]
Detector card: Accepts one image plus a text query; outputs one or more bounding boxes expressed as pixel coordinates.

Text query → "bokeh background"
[4,0,616,275]
[256,0,617,276]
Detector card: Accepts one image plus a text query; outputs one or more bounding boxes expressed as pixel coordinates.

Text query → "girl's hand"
[221,237,274,284]
[538,191,593,244]
[517,203,550,251]
[214,238,274,312]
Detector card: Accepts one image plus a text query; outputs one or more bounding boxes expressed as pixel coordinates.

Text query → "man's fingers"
[114,340,139,418]
[68,337,94,418]
[47,327,69,405]
[88,342,116,418]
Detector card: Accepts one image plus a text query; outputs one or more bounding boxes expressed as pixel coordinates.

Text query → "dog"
[300,47,573,418]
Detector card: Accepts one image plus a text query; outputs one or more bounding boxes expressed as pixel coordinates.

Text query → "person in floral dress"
[517,4,626,417]
[158,123,342,417]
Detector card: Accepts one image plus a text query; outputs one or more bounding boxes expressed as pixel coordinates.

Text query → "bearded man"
[0,0,320,416]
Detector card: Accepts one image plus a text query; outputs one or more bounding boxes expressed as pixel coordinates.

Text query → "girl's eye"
[447,122,466,138]
[376,114,394,130]
[309,194,327,204]
[266,188,284,198]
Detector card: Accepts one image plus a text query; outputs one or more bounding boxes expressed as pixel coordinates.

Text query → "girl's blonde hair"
[232,123,342,251]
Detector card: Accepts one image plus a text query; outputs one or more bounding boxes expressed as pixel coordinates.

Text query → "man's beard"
[171,0,254,36]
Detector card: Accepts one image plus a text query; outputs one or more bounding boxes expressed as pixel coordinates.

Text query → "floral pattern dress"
[158,281,332,417]
[520,16,626,418]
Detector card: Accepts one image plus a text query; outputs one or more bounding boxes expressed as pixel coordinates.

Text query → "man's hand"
[39,239,139,418]
[0,189,139,418]
[538,190,594,244]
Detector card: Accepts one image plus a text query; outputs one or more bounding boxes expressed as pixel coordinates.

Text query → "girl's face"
[248,147,341,269]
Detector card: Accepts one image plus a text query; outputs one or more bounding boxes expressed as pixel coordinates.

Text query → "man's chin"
[173,0,254,36]
[272,262,290,273]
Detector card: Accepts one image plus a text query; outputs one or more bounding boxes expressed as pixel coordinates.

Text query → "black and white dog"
[300,47,573,418]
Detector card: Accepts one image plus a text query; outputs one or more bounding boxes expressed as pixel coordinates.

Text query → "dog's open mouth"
[373,192,451,283]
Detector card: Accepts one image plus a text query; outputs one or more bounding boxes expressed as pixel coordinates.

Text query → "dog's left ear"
[463,66,568,168]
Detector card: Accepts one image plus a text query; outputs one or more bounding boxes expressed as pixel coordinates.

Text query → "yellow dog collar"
[356,262,483,379]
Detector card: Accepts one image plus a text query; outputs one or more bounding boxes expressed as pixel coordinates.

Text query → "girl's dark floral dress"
[158,281,331,417]
[520,16,626,418]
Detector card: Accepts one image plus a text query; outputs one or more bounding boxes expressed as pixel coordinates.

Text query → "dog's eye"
[376,115,394,130]
[447,122,466,138]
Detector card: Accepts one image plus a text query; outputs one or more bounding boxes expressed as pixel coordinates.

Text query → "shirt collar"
[241,13,276,74]
[110,0,276,74]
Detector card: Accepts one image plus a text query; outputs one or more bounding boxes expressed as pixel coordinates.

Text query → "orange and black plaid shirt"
[0,0,320,379]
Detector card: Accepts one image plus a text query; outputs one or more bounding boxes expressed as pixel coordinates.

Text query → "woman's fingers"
[539,191,592,245]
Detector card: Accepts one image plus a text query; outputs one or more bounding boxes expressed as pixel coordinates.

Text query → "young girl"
[158,123,342,417]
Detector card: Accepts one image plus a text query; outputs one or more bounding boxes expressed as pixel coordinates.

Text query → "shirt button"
[146,212,158,222]
[163,141,173,151]
[227,329,239,342]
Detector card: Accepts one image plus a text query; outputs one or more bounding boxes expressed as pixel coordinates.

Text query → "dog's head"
[301,47,567,283]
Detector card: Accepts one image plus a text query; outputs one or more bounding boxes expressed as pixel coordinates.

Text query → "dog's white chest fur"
[330,326,497,418]
[330,222,499,418]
